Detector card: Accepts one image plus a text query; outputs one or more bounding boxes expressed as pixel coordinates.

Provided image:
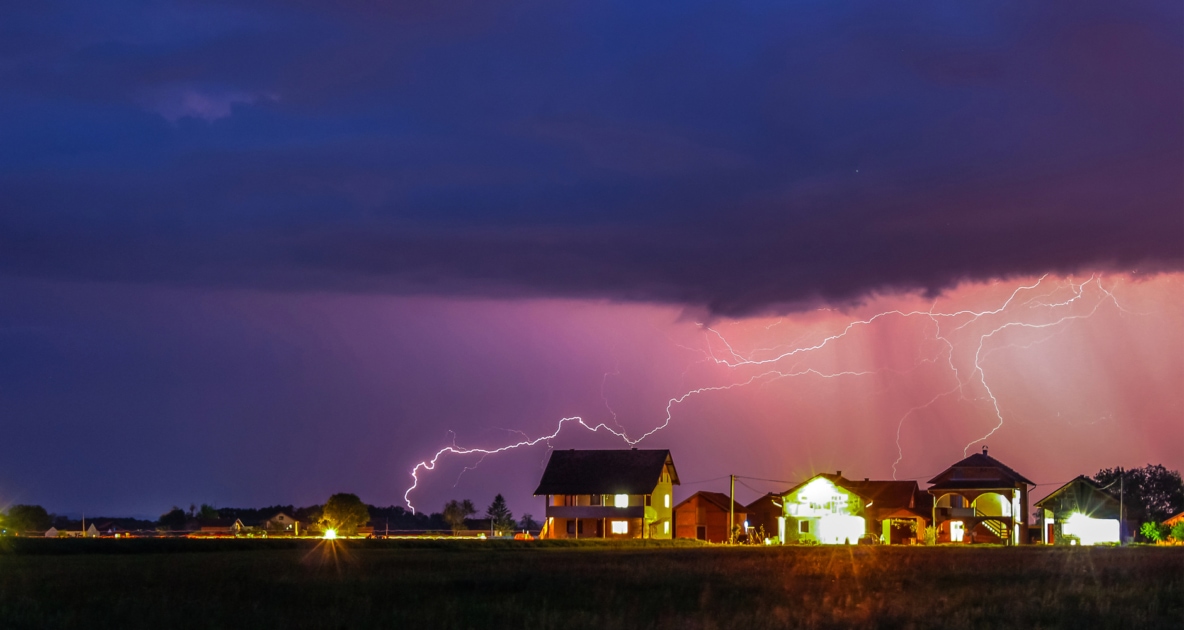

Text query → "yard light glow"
[1063,513,1119,546]
[323,529,337,540]
[818,514,865,544]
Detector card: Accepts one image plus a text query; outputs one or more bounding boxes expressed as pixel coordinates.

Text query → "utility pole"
[729,474,736,545]
[1119,468,1125,545]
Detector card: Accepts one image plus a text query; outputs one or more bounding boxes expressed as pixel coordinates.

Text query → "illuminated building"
[673,491,747,543]
[1034,475,1125,545]
[779,473,929,545]
[533,449,679,539]
[928,446,1031,545]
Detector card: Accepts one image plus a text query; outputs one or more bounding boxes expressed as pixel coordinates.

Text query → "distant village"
[4,446,1183,546]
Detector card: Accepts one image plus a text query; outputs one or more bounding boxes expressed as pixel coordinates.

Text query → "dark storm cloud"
[1,0,1180,314]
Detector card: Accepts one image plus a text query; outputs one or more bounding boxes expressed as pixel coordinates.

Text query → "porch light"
[323,529,338,540]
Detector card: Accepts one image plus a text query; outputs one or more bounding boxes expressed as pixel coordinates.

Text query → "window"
[664,521,670,534]
[664,494,670,508]
[950,521,964,542]
[611,520,628,534]
[591,494,602,506]
[645,495,651,507]
[800,521,810,534]
[614,494,629,508]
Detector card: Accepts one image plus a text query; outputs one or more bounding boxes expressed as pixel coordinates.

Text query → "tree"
[197,504,220,523]
[322,493,370,536]
[519,513,539,532]
[1171,521,1184,543]
[7,505,52,532]
[442,499,476,534]
[159,507,188,531]
[1140,522,1167,543]
[485,494,515,536]
[1094,465,1184,525]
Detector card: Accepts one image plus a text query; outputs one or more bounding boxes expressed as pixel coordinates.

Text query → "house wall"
[545,517,643,539]
[650,464,675,539]
[782,478,867,544]
[673,496,745,543]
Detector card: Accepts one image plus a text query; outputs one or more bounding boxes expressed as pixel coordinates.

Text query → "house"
[845,478,931,545]
[1034,476,1124,545]
[780,473,869,544]
[778,472,929,545]
[673,491,747,543]
[534,448,679,539]
[265,512,300,534]
[43,524,98,538]
[746,492,787,542]
[199,518,245,535]
[928,446,1032,545]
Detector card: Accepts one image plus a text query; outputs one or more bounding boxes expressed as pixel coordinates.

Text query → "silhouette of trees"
[485,494,515,536]
[443,499,476,534]
[322,493,370,535]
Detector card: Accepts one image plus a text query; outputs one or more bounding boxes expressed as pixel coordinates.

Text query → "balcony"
[545,505,645,519]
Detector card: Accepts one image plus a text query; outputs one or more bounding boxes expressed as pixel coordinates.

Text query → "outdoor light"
[1064,512,1119,546]
[323,529,338,540]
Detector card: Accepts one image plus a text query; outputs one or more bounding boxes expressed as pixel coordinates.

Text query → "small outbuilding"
[673,491,747,543]
[1034,475,1124,545]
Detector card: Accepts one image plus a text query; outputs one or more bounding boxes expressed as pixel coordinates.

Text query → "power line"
[678,475,731,486]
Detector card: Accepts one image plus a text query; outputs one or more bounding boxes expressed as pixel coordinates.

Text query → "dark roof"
[927,450,1034,488]
[533,449,678,495]
[746,492,789,514]
[676,491,748,513]
[1034,475,1121,516]
[780,474,918,508]
[843,480,919,509]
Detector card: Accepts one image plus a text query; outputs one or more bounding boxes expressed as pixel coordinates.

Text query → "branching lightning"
[403,274,1133,511]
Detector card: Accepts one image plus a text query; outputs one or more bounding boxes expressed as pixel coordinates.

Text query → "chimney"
[864,478,869,482]
[982,446,988,455]
[836,470,842,477]
[631,447,637,450]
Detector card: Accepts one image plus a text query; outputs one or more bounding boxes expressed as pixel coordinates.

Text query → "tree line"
[1,492,538,536]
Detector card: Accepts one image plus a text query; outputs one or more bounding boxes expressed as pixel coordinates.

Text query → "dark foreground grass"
[2,539,1182,629]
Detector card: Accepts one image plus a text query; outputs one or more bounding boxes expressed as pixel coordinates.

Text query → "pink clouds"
[406,272,1182,510]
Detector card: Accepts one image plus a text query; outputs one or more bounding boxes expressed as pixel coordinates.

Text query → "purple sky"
[0,1,1181,518]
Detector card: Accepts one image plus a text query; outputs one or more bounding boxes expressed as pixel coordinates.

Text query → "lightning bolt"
[403,274,1133,511]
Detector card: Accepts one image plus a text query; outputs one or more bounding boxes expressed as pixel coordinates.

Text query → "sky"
[0,0,1180,519]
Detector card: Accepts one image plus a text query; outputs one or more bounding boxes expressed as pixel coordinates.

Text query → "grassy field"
[2,539,1182,629]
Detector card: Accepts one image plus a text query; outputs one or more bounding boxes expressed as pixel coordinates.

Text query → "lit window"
[664,494,670,508]
[614,494,629,508]
[611,520,628,534]
[951,521,964,542]
[664,521,670,534]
